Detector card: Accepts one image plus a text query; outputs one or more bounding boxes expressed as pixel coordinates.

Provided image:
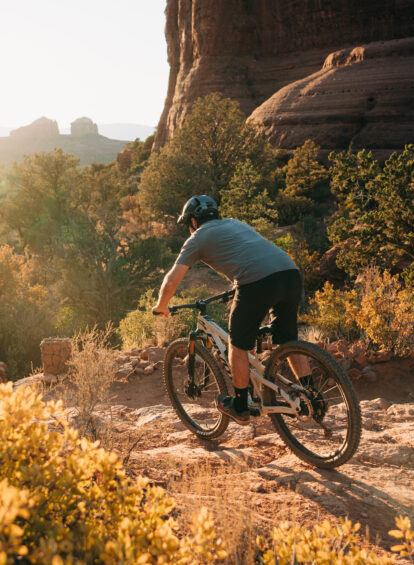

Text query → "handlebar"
[152,289,235,316]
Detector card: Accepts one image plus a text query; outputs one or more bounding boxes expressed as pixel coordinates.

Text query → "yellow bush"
[389,516,414,559]
[304,282,359,341]
[0,383,226,564]
[348,267,414,355]
[257,518,394,564]
[306,268,414,353]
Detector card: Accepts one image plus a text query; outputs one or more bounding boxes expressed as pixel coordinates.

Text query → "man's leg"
[229,343,249,389]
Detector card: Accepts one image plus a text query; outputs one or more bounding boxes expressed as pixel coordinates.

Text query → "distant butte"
[0,117,127,167]
[155,0,414,154]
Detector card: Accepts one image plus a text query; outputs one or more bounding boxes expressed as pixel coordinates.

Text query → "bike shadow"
[257,459,414,547]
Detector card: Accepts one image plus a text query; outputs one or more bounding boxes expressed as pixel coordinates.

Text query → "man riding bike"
[152,195,311,426]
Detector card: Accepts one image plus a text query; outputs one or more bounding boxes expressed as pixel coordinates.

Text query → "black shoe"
[216,394,250,426]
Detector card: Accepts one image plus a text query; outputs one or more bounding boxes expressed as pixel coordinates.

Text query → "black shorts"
[229,269,302,351]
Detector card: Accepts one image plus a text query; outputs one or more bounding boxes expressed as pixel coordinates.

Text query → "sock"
[234,387,248,412]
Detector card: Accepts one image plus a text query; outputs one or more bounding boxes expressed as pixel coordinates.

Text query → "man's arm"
[152,263,189,316]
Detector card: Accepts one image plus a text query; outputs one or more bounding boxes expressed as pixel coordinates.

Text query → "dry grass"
[166,460,257,564]
[63,325,117,444]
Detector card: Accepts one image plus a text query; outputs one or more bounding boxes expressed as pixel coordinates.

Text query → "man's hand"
[152,304,170,317]
[153,264,189,317]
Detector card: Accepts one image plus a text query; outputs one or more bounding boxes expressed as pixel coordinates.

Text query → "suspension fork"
[187,330,205,381]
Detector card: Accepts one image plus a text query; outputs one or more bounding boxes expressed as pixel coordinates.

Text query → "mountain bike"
[161,289,361,469]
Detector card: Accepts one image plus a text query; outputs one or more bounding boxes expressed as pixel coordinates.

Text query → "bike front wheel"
[163,338,230,439]
[263,340,361,469]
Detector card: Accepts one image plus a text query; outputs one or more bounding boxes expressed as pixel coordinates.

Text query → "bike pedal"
[248,406,261,417]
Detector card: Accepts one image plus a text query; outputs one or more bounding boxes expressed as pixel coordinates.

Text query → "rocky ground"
[87,348,414,560]
[18,344,414,562]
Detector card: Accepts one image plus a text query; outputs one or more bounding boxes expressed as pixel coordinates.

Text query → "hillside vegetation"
[0,92,413,563]
[0,93,412,378]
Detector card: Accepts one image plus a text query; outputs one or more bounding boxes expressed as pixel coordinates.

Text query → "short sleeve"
[175,234,201,268]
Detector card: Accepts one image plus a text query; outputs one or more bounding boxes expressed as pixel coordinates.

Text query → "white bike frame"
[197,314,301,416]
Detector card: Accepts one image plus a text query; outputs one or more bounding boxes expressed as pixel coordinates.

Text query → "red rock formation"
[249,38,414,155]
[10,117,59,140]
[155,0,414,151]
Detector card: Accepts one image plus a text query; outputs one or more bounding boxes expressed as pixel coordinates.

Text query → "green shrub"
[119,286,228,348]
[0,246,55,378]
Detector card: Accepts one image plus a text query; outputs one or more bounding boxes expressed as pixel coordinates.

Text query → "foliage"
[138,93,274,226]
[305,267,414,353]
[274,140,330,226]
[347,267,414,355]
[0,151,173,329]
[119,286,228,348]
[328,145,414,276]
[0,245,54,378]
[0,383,227,564]
[285,140,330,202]
[257,518,395,564]
[66,325,117,438]
[0,150,81,258]
[274,233,321,289]
[219,159,278,237]
[389,516,414,559]
[303,281,359,342]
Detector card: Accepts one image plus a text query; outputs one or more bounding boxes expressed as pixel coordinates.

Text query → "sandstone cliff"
[155,0,414,152]
[250,37,414,155]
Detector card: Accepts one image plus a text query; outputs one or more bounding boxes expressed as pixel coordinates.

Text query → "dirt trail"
[98,348,414,560]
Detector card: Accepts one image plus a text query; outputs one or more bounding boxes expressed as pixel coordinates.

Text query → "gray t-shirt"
[175,218,298,286]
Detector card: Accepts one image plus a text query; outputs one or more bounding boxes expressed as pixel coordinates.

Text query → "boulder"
[40,338,72,376]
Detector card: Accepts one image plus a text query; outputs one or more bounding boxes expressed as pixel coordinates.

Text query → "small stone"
[144,365,155,375]
[115,368,131,380]
[375,351,392,363]
[140,350,149,361]
[361,365,374,374]
[354,353,367,366]
[341,359,351,371]
[348,368,361,380]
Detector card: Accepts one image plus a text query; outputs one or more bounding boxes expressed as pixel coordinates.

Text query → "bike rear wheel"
[263,340,361,468]
[163,338,230,439]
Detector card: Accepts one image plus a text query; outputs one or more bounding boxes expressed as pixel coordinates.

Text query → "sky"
[0,0,169,130]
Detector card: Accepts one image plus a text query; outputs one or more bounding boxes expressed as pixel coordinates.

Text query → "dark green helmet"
[177,195,218,226]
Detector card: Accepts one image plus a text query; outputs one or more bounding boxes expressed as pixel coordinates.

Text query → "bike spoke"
[264,347,356,462]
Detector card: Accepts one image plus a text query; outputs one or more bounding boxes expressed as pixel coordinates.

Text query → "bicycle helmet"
[177,195,219,226]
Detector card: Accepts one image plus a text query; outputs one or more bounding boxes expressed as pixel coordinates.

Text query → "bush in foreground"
[0,383,226,564]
